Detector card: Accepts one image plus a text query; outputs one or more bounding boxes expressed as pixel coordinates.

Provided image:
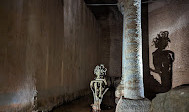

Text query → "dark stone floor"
[52,90,116,112]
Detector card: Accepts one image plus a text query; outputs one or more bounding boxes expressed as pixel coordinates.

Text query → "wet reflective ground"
[52,90,116,112]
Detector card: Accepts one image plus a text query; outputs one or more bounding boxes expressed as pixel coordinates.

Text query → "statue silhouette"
[150,31,174,92]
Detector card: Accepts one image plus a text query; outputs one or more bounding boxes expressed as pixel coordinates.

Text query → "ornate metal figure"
[90,64,109,111]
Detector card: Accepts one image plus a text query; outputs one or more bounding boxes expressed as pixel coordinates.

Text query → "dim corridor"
[52,89,116,112]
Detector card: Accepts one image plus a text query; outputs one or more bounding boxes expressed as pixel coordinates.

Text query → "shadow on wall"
[147,31,175,99]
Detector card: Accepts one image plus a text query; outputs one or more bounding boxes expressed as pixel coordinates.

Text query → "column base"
[115,98,151,112]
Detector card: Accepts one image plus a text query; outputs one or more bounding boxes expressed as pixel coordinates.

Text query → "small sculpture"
[90,64,109,112]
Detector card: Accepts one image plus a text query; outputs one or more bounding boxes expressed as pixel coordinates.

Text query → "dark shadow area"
[143,30,175,100]
[141,3,155,100]
[101,87,116,112]
[150,31,174,92]
[142,4,175,100]
[84,0,117,20]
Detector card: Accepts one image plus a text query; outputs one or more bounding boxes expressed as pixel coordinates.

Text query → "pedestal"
[116,98,151,112]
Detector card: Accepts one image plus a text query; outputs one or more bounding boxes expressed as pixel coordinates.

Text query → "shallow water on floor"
[52,90,116,112]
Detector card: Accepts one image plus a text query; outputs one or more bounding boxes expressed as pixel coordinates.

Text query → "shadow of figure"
[150,31,175,93]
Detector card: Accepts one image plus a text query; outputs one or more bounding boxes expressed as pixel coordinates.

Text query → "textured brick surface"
[0,0,102,111]
[148,0,189,88]
[93,6,123,77]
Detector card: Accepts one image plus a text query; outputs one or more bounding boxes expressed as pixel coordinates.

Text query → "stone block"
[116,98,151,112]
[151,85,189,112]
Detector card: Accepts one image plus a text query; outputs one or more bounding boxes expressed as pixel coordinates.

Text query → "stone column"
[120,0,144,99]
[115,0,151,111]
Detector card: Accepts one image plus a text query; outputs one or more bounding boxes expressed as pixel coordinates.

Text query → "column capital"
[117,0,141,15]
[117,0,125,15]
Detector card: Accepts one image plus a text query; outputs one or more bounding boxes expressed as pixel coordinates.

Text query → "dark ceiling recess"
[84,0,117,4]
[84,0,150,19]
[85,0,157,4]
[84,0,118,19]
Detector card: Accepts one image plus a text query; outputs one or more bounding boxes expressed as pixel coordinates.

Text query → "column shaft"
[121,0,144,99]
